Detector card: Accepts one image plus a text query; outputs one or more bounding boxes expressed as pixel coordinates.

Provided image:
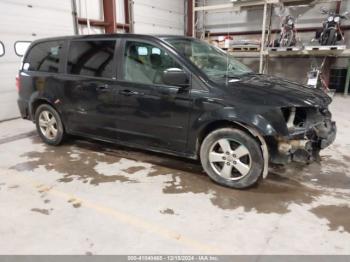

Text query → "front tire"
[35,104,65,146]
[326,29,337,45]
[200,128,264,189]
[320,29,337,46]
[280,30,295,47]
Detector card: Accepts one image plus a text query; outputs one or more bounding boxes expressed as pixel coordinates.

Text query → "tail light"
[16,75,20,92]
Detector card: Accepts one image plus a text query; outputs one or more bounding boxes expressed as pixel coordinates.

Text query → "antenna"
[225,14,230,85]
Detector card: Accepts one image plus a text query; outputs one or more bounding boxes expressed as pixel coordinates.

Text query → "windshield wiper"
[222,72,253,78]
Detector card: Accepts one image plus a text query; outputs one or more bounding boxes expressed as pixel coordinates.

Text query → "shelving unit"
[193,0,350,95]
[268,46,350,57]
[229,48,350,57]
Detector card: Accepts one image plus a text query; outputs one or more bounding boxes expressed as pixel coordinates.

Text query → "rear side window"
[24,41,63,73]
[67,40,116,78]
[0,41,4,57]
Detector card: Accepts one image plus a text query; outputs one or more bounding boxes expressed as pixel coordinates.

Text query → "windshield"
[165,38,253,81]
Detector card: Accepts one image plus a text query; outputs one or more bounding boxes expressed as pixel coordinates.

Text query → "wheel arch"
[29,96,59,122]
[198,120,254,146]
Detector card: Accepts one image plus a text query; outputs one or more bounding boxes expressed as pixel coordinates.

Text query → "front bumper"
[319,121,336,149]
[268,118,337,164]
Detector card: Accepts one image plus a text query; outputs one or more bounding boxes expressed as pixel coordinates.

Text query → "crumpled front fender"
[195,106,289,137]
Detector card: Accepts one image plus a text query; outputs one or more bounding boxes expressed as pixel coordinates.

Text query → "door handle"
[119,89,142,96]
[96,84,110,92]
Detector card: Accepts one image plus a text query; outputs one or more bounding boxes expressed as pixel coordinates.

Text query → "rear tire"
[35,104,65,146]
[200,128,264,189]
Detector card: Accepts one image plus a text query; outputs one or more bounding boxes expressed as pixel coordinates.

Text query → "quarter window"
[14,41,31,57]
[123,41,183,85]
[24,41,63,72]
[67,40,116,78]
[0,41,5,57]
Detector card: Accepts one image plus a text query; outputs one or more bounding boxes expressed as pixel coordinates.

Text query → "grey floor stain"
[68,198,82,208]
[343,155,350,163]
[10,135,349,215]
[11,137,137,186]
[73,203,81,208]
[0,131,36,145]
[149,166,320,214]
[123,166,146,174]
[31,208,51,215]
[160,208,175,215]
[272,158,350,190]
[311,205,350,233]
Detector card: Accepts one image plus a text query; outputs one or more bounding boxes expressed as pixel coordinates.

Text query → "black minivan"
[17,34,336,189]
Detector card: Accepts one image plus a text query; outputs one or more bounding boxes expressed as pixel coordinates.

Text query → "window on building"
[14,41,31,57]
[23,41,63,73]
[0,42,4,57]
[67,40,116,78]
[123,41,183,85]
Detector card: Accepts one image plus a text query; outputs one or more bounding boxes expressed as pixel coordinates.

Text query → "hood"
[223,74,332,108]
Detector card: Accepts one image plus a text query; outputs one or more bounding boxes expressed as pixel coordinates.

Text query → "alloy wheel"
[209,138,252,180]
[38,110,58,140]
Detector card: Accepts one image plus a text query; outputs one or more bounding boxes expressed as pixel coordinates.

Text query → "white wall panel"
[117,0,126,24]
[79,25,105,35]
[76,0,103,20]
[133,0,185,35]
[0,0,74,121]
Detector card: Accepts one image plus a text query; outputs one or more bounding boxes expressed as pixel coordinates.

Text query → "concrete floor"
[0,96,350,255]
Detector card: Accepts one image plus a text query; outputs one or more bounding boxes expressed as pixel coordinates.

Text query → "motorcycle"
[316,8,349,46]
[274,15,297,47]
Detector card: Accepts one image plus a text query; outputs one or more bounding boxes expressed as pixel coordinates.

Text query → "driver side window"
[123,40,182,85]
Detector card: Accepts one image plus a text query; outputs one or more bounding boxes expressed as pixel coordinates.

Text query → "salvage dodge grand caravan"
[17,34,336,189]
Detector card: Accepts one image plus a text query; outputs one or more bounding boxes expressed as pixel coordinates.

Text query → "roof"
[31,33,193,44]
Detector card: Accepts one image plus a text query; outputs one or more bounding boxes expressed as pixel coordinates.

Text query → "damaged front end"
[268,106,336,164]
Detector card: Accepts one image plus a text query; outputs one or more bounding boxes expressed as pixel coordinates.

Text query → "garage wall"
[0,0,74,121]
[132,0,185,35]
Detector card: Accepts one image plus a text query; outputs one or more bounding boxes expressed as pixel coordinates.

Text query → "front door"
[114,40,192,152]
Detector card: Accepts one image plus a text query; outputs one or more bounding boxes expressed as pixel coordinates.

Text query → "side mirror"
[162,68,189,88]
